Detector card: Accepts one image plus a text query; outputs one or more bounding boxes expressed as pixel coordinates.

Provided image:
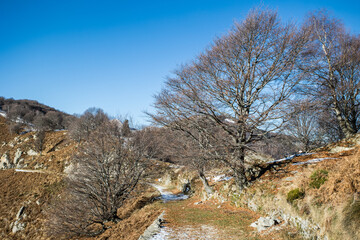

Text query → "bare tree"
[121,119,131,137]
[47,120,147,238]
[284,100,319,151]
[149,8,309,190]
[34,130,46,155]
[68,108,109,142]
[302,10,360,138]
[149,125,215,194]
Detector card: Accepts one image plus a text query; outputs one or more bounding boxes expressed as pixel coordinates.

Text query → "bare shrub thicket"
[149,8,309,190]
[47,120,148,238]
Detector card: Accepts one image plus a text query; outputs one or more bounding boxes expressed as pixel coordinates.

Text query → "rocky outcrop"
[250,215,281,232]
[138,211,165,240]
[11,206,27,234]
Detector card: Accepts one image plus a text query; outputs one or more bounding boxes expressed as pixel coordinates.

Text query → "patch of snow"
[150,225,220,240]
[15,169,43,173]
[292,158,338,165]
[213,174,233,182]
[150,184,189,203]
[267,152,315,164]
[0,111,6,117]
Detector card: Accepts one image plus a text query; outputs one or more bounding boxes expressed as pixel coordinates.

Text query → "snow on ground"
[212,174,233,182]
[292,157,338,165]
[14,169,44,173]
[150,225,220,240]
[150,184,189,203]
[267,152,315,164]
[0,111,6,117]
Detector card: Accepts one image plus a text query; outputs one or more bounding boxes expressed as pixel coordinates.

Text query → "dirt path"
[148,185,291,240]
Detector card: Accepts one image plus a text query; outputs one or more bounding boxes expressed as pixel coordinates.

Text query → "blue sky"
[0,0,359,125]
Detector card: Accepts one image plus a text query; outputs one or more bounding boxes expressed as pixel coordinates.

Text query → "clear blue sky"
[0,0,359,125]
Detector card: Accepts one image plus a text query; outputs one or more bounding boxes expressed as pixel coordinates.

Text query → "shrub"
[309,169,328,189]
[287,188,305,204]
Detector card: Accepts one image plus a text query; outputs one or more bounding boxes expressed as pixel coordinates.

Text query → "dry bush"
[46,121,148,238]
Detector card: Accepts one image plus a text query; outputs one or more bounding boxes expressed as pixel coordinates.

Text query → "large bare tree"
[150,8,309,190]
[302,11,360,138]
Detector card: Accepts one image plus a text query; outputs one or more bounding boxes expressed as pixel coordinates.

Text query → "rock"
[138,211,165,240]
[284,177,294,182]
[27,149,38,156]
[194,201,203,205]
[250,216,280,232]
[34,163,43,169]
[0,153,11,169]
[11,220,26,233]
[13,148,22,165]
[16,206,25,219]
[182,181,191,194]
[247,200,258,211]
[12,206,27,234]
[330,146,354,153]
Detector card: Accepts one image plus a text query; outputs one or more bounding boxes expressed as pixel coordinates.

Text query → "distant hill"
[0,97,76,132]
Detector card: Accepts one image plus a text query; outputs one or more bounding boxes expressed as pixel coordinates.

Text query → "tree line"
[0,97,76,133]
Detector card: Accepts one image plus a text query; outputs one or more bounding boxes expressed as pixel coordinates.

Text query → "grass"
[163,200,257,238]
[287,188,305,204]
[343,199,360,238]
[309,169,328,189]
[44,180,65,196]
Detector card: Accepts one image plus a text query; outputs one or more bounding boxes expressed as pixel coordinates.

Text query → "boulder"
[11,220,26,233]
[250,216,280,232]
[27,149,38,156]
[0,153,11,169]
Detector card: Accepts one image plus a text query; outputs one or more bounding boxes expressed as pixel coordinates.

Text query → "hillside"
[0,114,359,239]
[0,97,75,132]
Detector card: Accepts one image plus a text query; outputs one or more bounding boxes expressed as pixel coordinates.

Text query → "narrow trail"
[149,184,189,203]
[148,184,271,240]
[149,184,222,240]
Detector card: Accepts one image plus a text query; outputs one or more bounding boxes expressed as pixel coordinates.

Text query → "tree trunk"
[198,170,213,195]
[333,106,356,138]
[233,167,247,192]
[232,147,248,192]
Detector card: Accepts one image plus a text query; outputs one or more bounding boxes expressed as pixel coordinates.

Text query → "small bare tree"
[149,8,309,191]
[47,121,147,238]
[34,130,46,155]
[284,100,320,152]
[121,119,131,137]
